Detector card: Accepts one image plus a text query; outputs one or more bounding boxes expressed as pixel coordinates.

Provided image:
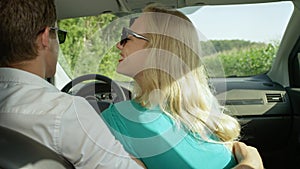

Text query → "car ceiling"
[56,0,289,19]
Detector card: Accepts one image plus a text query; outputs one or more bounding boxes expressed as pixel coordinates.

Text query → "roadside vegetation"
[58,14,278,80]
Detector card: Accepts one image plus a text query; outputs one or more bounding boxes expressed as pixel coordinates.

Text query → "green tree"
[58,14,117,78]
[203,43,278,77]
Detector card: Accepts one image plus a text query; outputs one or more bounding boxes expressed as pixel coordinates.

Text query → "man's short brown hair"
[0,0,57,66]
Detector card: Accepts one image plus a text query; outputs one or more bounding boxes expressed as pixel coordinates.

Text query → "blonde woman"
[101,5,242,169]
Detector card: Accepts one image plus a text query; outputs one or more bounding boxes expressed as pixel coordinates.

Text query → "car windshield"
[55,1,293,89]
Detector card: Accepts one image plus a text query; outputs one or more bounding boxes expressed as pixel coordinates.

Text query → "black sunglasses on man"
[50,27,67,44]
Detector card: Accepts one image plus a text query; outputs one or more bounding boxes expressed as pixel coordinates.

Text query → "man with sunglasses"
[0,0,144,168]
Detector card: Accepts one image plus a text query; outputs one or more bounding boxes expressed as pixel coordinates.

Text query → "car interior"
[0,125,74,169]
[1,0,300,169]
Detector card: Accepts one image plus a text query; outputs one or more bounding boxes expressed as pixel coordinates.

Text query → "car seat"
[0,125,75,169]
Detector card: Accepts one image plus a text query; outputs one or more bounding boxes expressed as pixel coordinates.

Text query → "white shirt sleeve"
[59,96,143,169]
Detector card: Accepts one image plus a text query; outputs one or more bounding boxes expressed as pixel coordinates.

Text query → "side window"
[289,38,300,87]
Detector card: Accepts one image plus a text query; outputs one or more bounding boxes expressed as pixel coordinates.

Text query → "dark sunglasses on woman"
[120,27,148,46]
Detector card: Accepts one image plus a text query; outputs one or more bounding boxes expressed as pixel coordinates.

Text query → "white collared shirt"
[0,68,142,169]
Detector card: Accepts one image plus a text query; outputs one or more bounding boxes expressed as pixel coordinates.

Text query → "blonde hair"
[133,5,240,142]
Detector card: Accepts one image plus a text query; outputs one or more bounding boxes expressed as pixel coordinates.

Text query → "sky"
[180,1,294,43]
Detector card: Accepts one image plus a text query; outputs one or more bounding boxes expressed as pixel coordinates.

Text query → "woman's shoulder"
[108,100,167,123]
[105,100,146,116]
[102,100,176,133]
[114,100,146,110]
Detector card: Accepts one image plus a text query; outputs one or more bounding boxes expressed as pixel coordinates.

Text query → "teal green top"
[101,100,236,169]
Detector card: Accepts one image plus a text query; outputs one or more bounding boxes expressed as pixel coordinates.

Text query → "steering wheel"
[61,74,127,113]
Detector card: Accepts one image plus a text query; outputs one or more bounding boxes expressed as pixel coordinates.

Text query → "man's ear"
[40,27,50,48]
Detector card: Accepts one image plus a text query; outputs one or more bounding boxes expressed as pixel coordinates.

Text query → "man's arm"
[60,97,145,169]
[131,156,146,168]
[232,142,264,169]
